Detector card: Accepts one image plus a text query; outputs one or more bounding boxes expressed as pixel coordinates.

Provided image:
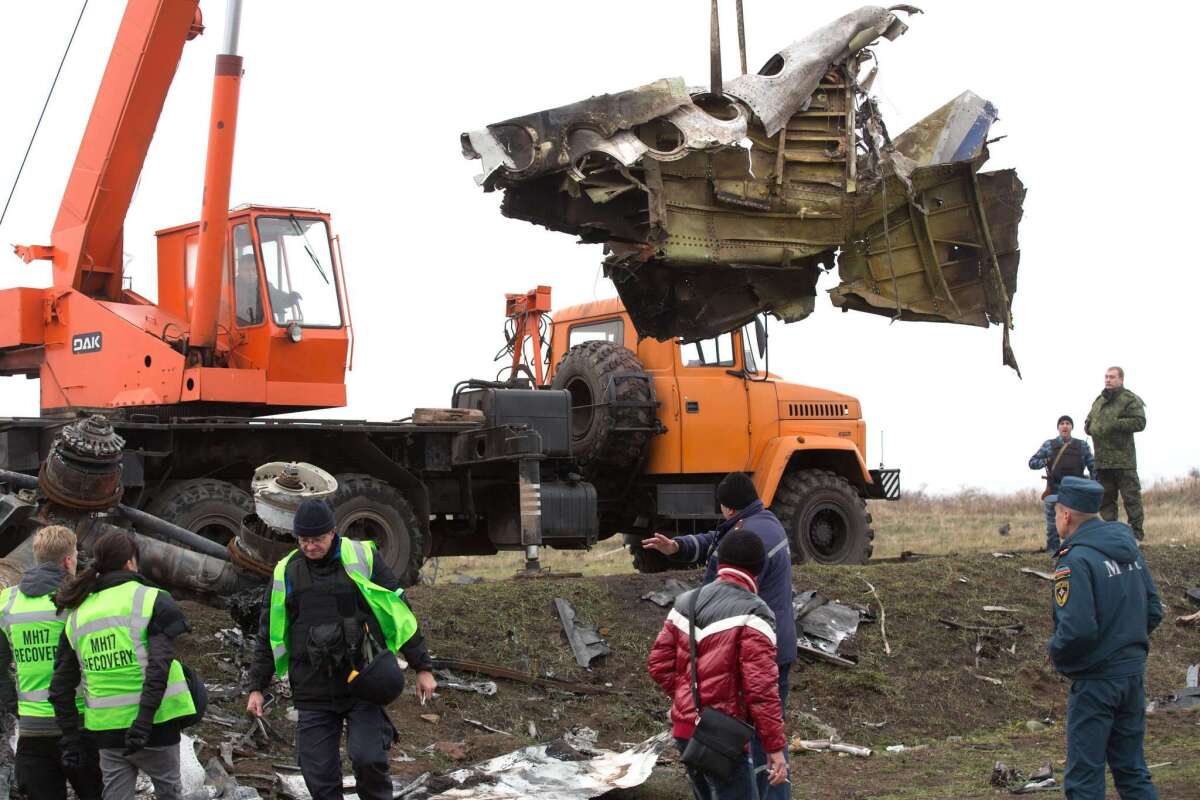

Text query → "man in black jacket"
[245,499,436,800]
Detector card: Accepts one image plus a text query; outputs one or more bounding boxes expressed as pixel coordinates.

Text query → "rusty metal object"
[117,502,232,561]
[462,6,1025,370]
[38,415,125,509]
[229,515,294,577]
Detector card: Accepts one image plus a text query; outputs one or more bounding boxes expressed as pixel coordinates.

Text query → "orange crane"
[1,0,350,416]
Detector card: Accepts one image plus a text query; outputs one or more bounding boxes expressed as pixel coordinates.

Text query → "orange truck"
[506,287,898,570]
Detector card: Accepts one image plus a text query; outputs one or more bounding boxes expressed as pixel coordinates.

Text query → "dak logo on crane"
[71,332,102,354]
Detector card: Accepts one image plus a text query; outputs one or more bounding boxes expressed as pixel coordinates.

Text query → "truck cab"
[545,297,899,566]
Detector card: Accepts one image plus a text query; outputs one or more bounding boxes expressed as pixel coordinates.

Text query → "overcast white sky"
[1,1,1195,495]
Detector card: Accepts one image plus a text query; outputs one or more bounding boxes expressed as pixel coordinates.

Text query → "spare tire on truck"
[144,479,253,546]
[550,341,656,476]
[330,474,425,586]
[769,468,874,565]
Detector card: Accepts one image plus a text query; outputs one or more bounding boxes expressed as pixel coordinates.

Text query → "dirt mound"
[181,545,1200,798]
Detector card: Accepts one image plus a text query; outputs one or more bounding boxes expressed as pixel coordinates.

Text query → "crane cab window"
[256,216,342,327]
[568,319,624,348]
[680,332,735,367]
[232,224,263,326]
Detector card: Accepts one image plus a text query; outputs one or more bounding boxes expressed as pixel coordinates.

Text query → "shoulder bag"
[679,588,756,781]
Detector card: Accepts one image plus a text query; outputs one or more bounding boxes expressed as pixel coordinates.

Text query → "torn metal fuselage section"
[461,6,1026,371]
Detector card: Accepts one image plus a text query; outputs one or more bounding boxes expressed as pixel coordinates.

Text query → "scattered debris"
[992,761,1059,793]
[796,711,839,741]
[992,552,1016,559]
[1189,664,1199,689]
[998,523,1011,536]
[1011,777,1060,794]
[553,598,611,668]
[794,591,865,666]
[432,741,471,761]
[366,731,670,799]
[1020,567,1055,582]
[451,574,485,585]
[939,618,1024,635]
[794,739,873,758]
[973,673,1003,686]
[991,762,1020,788]
[430,658,621,695]
[435,669,498,696]
[983,606,1018,614]
[641,578,692,608]
[1186,586,1200,606]
[884,744,927,754]
[1025,720,1048,733]
[1176,609,1200,626]
[462,717,513,737]
[1148,762,1173,770]
[1147,686,1200,713]
[421,713,441,724]
[856,575,891,656]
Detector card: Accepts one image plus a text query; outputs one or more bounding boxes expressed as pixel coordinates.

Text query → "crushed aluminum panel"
[461,78,690,189]
[725,6,913,137]
[426,731,671,799]
[553,597,611,668]
[462,7,1024,370]
[892,90,998,168]
[793,590,862,658]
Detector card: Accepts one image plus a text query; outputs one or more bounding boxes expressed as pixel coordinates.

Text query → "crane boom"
[37,0,202,299]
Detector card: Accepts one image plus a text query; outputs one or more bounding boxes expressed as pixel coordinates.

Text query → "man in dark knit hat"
[641,472,795,799]
[246,498,437,800]
[1028,414,1094,553]
[649,531,787,797]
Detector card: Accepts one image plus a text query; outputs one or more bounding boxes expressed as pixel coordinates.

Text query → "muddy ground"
[180,545,1200,799]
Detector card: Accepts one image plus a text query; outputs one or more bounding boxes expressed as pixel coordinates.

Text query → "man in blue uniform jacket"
[1048,476,1163,799]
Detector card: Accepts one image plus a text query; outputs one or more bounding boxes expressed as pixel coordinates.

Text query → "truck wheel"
[770,469,874,565]
[551,341,654,474]
[143,479,252,546]
[626,534,671,574]
[330,474,424,586]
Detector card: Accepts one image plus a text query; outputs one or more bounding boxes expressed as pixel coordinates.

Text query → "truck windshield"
[680,332,735,367]
[255,216,342,327]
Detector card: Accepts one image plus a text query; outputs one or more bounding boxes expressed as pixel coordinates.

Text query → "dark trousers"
[674,737,757,800]
[749,662,791,800]
[1044,497,1060,552]
[1065,674,1157,799]
[296,702,396,800]
[1096,469,1144,539]
[15,735,102,800]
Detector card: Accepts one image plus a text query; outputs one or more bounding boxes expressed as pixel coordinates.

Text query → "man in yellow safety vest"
[0,525,102,800]
[246,498,437,800]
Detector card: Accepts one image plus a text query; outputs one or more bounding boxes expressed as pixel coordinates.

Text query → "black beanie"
[292,498,336,538]
[717,531,765,575]
[717,472,758,511]
[1057,415,1074,427]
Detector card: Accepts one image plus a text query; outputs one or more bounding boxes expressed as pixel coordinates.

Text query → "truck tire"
[330,474,424,586]
[551,341,654,474]
[769,469,874,565]
[143,479,253,546]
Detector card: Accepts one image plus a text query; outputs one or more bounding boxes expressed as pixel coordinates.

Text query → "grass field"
[424,474,1200,582]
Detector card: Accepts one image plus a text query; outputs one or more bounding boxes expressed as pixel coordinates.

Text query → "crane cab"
[154,204,350,412]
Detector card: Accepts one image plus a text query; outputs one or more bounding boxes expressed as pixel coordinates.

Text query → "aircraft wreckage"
[462,5,1026,371]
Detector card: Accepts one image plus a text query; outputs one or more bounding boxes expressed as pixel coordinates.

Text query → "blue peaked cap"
[1045,476,1104,514]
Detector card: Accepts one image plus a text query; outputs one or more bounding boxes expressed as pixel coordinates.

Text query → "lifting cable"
[0,0,90,230]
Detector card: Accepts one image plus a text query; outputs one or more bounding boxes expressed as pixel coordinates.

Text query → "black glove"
[124,717,153,755]
[60,735,83,770]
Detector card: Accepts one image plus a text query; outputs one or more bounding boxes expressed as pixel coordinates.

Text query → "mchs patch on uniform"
[1054,566,1071,607]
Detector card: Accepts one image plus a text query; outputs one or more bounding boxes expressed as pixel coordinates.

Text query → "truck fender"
[752,435,873,507]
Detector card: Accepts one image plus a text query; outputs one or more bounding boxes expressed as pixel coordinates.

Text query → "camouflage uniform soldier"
[1084,367,1146,540]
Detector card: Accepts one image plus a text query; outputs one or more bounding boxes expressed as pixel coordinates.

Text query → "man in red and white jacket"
[648,532,787,798]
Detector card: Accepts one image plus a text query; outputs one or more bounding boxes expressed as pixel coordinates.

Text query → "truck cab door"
[673,331,750,473]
